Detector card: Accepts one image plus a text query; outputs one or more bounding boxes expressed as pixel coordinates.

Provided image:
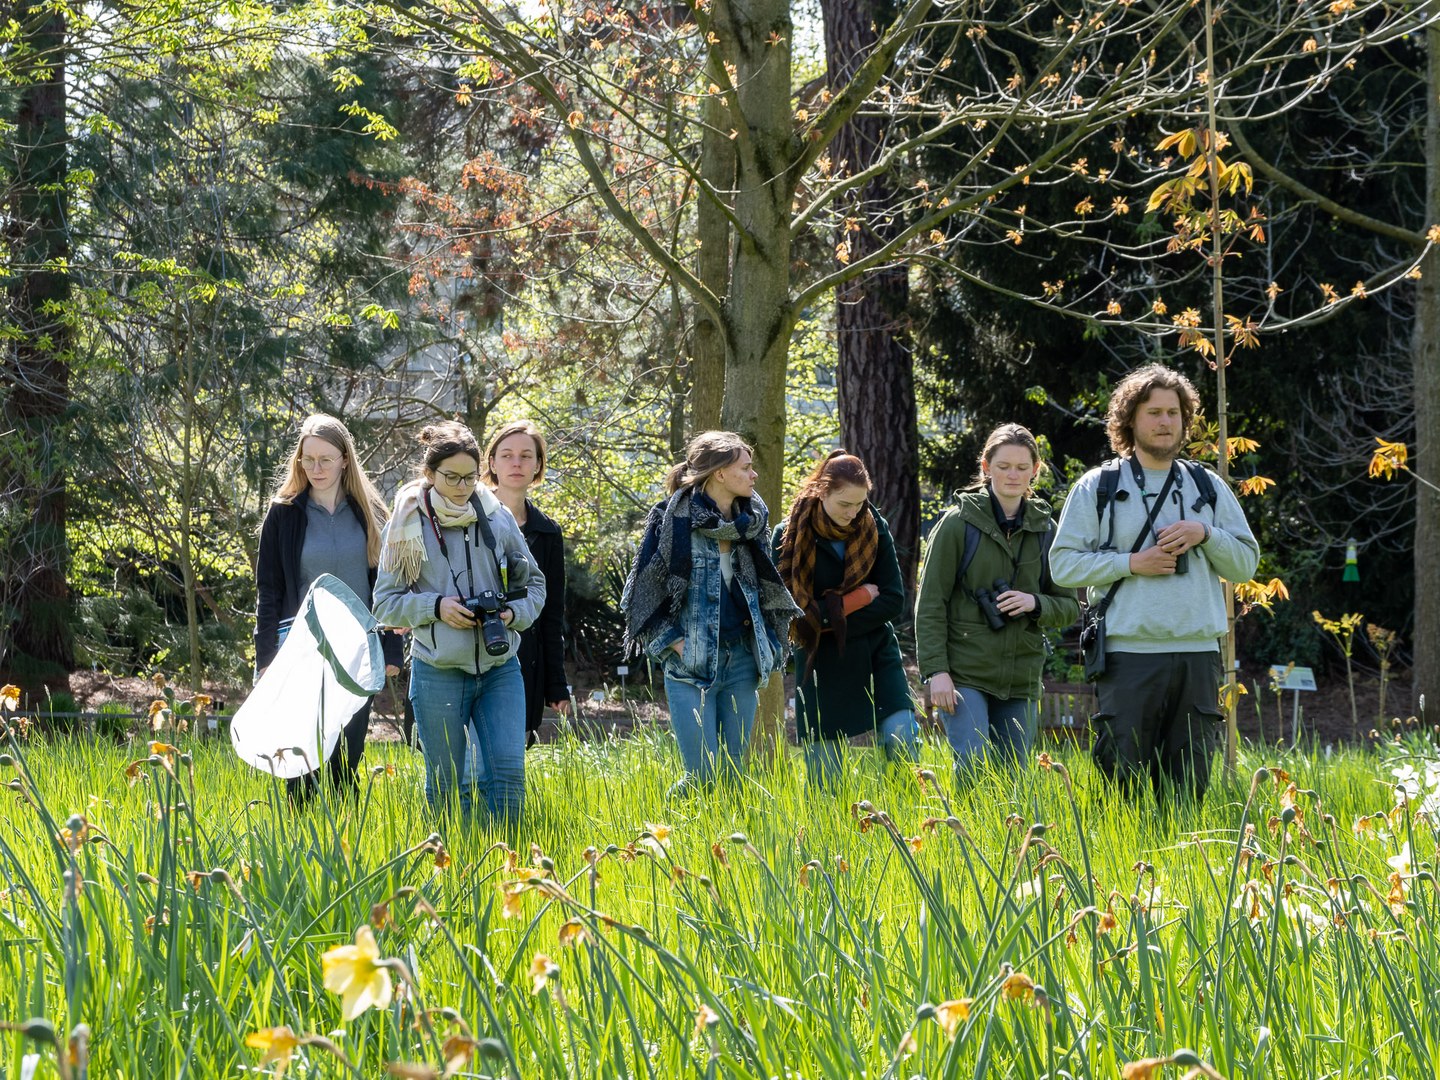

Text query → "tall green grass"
[0,723,1436,1078]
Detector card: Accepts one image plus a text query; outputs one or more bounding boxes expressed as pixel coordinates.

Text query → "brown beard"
[1133,434,1180,464]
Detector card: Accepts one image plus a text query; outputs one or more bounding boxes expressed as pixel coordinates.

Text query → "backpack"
[957,519,1055,595]
[1094,457,1217,550]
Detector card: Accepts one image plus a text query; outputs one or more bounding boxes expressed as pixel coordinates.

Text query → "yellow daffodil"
[246,1026,300,1077]
[322,925,393,1020]
[529,952,559,995]
[0,685,20,712]
[638,822,672,856]
[1121,1058,1166,1080]
[1001,971,1036,1002]
[934,998,972,1039]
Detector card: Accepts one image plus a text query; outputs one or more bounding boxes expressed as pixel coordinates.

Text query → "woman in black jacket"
[485,420,569,739]
[254,414,401,801]
[775,451,918,789]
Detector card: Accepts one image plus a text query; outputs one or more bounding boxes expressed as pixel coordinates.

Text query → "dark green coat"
[914,492,1080,701]
[774,508,916,742]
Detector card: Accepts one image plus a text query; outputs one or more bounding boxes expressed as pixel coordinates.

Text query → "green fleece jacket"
[914,492,1080,701]
[1049,458,1260,653]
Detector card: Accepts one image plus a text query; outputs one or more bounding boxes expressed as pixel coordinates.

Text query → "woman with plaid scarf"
[774,451,919,789]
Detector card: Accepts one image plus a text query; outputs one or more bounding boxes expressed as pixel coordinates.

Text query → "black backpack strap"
[1178,459,1218,514]
[1039,526,1055,596]
[1094,458,1124,550]
[958,520,981,588]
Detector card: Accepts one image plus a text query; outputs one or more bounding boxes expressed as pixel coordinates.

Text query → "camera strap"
[421,487,477,599]
[1089,463,1178,620]
[421,486,510,589]
[1127,457,1185,545]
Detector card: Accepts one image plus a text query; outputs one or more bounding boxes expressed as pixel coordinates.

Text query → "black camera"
[974,578,1013,632]
[462,591,513,656]
[461,557,532,657]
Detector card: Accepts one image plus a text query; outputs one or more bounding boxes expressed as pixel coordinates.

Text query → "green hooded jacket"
[914,490,1080,701]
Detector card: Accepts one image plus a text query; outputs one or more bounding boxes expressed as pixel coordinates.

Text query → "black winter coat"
[774,508,916,742]
[517,500,569,732]
[254,489,402,671]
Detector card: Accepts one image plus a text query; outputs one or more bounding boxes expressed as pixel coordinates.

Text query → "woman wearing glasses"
[484,419,570,742]
[254,413,401,803]
[372,421,545,824]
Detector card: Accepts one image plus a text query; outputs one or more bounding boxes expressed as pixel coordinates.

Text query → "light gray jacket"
[1050,459,1260,654]
[373,492,545,674]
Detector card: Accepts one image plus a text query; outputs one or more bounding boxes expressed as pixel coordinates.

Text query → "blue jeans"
[941,688,1037,779]
[803,708,920,790]
[410,657,526,823]
[664,640,759,788]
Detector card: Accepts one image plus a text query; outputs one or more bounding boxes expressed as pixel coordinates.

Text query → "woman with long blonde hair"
[254,414,401,802]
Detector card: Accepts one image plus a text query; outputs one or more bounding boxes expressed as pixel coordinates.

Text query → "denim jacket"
[641,531,785,691]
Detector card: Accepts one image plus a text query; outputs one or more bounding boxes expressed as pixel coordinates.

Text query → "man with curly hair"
[1051,364,1259,804]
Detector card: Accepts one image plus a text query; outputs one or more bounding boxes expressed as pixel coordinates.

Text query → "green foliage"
[1,730,1438,1076]
[1238,550,1328,672]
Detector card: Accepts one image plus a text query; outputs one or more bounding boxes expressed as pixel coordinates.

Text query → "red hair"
[796,450,871,501]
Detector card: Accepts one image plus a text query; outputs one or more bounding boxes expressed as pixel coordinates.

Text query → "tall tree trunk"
[1413,13,1440,715]
[1,5,73,699]
[691,93,734,433]
[821,0,920,595]
[717,0,794,515]
[717,0,795,760]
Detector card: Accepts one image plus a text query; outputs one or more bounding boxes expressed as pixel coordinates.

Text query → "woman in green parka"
[915,423,1080,779]
[775,451,918,788]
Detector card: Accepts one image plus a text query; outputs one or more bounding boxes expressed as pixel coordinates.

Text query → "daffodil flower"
[934,999,971,1039]
[246,1026,300,1077]
[322,925,393,1021]
[1386,842,1412,876]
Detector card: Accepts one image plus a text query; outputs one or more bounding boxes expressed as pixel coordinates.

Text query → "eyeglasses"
[301,456,342,471]
[436,469,479,487]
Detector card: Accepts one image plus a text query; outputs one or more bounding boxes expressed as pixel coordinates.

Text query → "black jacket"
[517,500,568,731]
[774,508,913,741]
[254,489,402,671]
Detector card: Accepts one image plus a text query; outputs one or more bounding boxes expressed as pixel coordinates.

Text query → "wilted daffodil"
[322,925,393,1020]
[934,999,972,1039]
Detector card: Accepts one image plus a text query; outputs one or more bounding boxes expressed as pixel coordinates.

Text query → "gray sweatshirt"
[1050,459,1260,654]
[372,497,545,674]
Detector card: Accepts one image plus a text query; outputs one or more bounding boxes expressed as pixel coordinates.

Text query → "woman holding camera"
[622,431,800,794]
[254,413,402,804]
[914,423,1079,780]
[373,421,545,823]
[484,419,569,741]
[774,451,918,789]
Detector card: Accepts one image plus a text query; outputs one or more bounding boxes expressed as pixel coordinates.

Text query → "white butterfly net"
[231,574,386,778]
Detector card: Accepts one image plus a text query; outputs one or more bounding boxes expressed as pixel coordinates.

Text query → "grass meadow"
[1,717,1438,1079]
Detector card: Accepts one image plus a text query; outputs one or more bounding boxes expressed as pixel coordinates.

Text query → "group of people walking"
[253,362,1260,823]
[254,417,566,822]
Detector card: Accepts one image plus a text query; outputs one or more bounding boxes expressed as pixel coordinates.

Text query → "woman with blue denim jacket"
[622,431,801,795]
[373,421,546,824]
